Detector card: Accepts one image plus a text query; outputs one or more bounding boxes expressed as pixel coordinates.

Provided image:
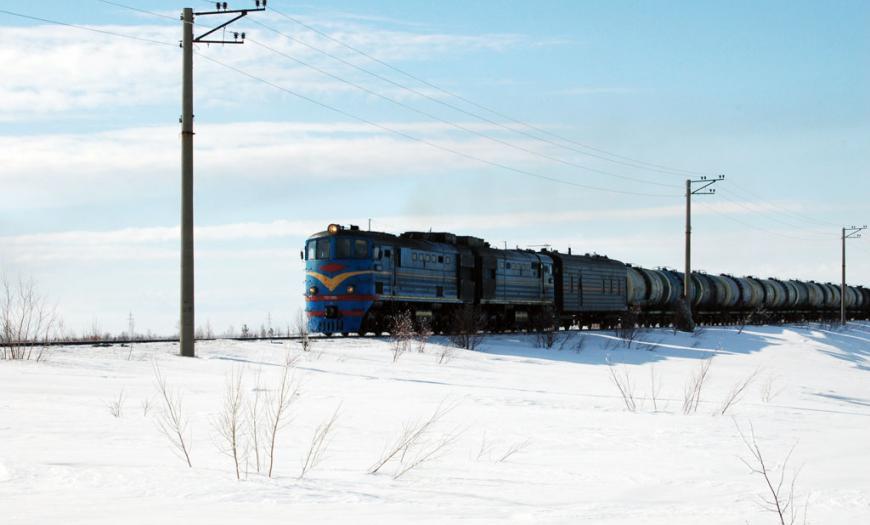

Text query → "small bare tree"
[617,308,640,348]
[682,356,714,414]
[153,364,192,468]
[295,309,312,352]
[719,369,761,415]
[369,402,455,476]
[497,438,531,463]
[449,306,484,350]
[389,311,414,363]
[265,353,299,478]
[107,389,125,418]
[608,364,638,412]
[246,369,264,473]
[299,405,340,479]
[1,275,59,361]
[214,369,246,480]
[735,421,804,525]
[415,317,432,354]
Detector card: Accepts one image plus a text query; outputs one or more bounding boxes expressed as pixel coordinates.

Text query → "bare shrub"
[369,402,456,477]
[437,344,455,365]
[535,329,558,349]
[295,309,312,352]
[476,431,494,461]
[1,275,59,361]
[736,421,804,525]
[682,356,713,415]
[154,363,193,467]
[214,369,246,480]
[141,398,153,417]
[265,353,300,477]
[415,317,432,354]
[719,369,761,415]
[617,308,640,347]
[450,305,484,350]
[389,311,414,363]
[246,369,264,473]
[299,406,340,479]
[497,438,531,463]
[608,364,637,412]
[107,389,125,418]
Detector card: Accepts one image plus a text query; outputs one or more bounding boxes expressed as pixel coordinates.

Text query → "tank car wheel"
[342,332,350,337]
[323,332,333,337]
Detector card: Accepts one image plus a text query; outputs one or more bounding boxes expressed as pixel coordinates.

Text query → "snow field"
[2,323,870,523]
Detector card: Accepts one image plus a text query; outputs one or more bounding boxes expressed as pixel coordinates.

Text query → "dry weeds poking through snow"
[1,324,870,524]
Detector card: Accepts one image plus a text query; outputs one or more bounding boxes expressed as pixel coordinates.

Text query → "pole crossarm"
[689,174,726,195]
[844,226,866,239]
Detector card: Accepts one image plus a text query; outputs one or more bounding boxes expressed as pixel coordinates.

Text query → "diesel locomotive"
[303,224,869,335]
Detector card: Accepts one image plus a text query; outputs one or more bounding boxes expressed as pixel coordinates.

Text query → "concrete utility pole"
[684,175,725,302]
[179,2,266,358]
[841,225,866,326]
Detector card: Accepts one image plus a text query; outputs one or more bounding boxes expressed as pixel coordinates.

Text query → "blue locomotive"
[303,224,870,335]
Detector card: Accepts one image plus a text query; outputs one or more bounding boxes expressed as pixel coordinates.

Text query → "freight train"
[303,224,868,335]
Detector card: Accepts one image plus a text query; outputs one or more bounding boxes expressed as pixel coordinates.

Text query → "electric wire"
[714,192,833,237]
[263,4,861,232]
[249,16,691,182]
[95,0,177,21]
[696,200,835,243]
[194,50,678,198]
[266,2,714,178]
[0,7,176,46]
[246,35,679,189]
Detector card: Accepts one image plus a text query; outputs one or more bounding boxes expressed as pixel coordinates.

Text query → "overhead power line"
[194,50,678,198]
[0,7,175,46]
[249,17,691,182]
[266,1,714,179]
[246,35,679,189]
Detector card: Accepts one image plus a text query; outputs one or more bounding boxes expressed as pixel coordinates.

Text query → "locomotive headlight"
[346,284,356,295]
[327,224,340,234]
[308,286,317,295]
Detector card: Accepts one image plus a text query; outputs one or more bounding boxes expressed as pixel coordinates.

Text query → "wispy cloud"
[0,201,814,263]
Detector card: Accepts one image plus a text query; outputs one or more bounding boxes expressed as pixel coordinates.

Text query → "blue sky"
[1,0,868,335]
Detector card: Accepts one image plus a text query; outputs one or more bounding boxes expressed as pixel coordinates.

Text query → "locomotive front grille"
[319,318,342,334]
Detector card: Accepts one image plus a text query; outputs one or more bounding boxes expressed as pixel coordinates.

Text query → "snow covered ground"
[3,323,870,524]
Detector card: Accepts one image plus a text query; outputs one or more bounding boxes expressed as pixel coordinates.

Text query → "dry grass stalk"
[214,369,246,480]
[682,357,713,414]
[369,402,455,476]
[497,438,531,463]
[299,406,340,479]
[153,363,192,468]
[108,389,125,418]
[735,420,803,525]
[265,353,299,477]
[719,369,761,415]
[608,364,637,412]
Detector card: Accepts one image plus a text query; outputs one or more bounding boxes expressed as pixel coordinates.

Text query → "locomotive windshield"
[306,238,330,260]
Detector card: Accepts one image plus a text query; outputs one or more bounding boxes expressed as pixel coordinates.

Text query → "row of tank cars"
[303,224,869,335]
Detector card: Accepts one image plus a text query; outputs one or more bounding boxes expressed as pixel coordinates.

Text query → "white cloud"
[0,16,527,119]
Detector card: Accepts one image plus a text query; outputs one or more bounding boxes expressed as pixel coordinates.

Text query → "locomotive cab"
[304,224,378,335]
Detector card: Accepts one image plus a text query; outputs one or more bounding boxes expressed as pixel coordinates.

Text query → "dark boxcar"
[550,252,627,327]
